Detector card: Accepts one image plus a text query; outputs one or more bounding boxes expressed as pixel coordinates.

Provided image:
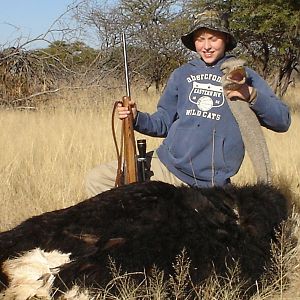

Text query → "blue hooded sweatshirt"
[134,55,291,187]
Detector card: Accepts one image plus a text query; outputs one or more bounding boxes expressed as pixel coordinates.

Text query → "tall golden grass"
[0,84,299,299]
[1,85,299,230]
[0,86,162,230]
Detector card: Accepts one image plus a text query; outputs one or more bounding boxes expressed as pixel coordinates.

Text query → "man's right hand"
[117,99,138,120]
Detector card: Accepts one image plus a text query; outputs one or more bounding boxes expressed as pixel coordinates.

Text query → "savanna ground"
[0,84,300,299]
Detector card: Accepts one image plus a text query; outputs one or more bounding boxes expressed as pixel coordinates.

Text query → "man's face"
[194,29,227,65]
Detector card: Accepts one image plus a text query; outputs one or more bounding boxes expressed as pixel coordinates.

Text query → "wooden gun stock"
[122,96,137,184]
[117,32,141,185]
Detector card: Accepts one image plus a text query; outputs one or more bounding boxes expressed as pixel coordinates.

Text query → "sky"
[0,0,82,49]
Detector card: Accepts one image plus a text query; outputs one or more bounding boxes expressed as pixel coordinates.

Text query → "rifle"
[113,33,147,186]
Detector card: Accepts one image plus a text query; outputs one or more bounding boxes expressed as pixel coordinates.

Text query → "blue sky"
[0,0,81,49]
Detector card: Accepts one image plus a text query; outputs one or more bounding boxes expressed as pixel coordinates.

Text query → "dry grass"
[0,86,161,230]
[0,84,299,299]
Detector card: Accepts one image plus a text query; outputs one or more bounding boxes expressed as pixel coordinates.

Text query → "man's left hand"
[225,84,256,103]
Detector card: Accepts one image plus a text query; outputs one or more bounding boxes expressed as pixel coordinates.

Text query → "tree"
[74,0,188,91]
[118,0,187,90]
[2,0,298,107]
[42,40,98,71]
[228,0,300,96]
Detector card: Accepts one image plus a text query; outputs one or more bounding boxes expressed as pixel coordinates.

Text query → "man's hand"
[117,99,138,120]
[225,84,256,102]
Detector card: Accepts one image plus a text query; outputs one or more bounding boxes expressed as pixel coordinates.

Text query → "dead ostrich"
[0,58,289,299]
[0,181,289,299]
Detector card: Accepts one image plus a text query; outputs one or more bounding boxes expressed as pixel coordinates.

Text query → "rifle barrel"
[122,32,131,98]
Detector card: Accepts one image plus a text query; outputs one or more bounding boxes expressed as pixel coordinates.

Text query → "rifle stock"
[122,96,138,184]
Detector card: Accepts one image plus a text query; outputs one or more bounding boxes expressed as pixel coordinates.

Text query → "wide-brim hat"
[181,9,237,52]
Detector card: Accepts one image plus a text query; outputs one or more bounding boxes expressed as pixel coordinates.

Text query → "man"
[86,9,290,197]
